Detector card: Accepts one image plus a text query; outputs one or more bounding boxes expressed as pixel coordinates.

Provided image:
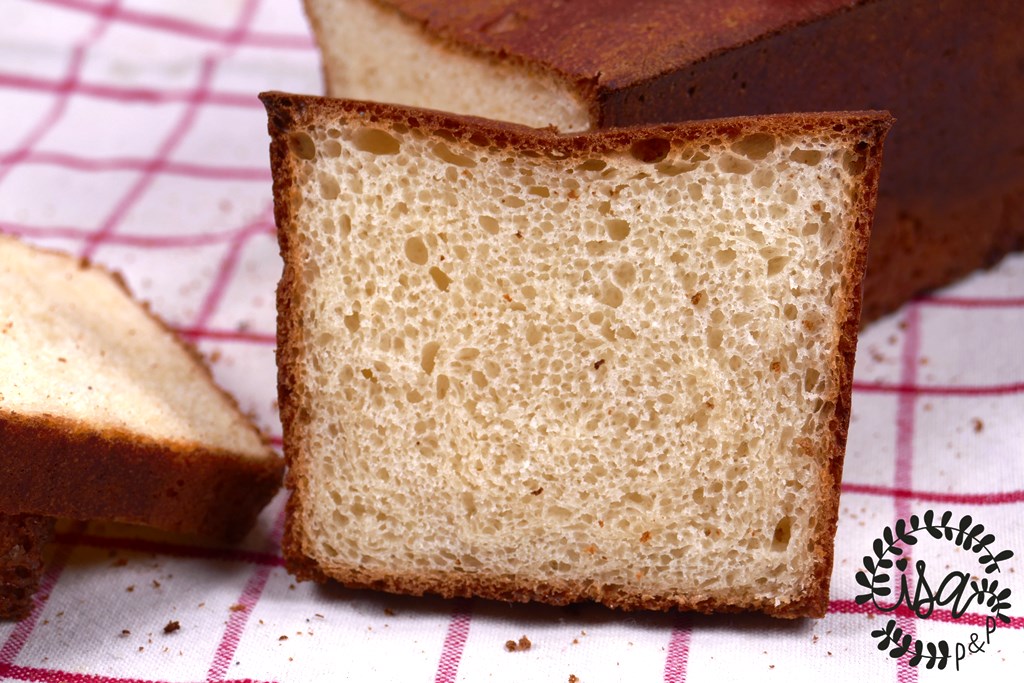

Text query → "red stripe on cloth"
[79,57,217,259]
[0,71,261,108]
[893,305,922,683]
[842,483,1024,505]
[35,0,313,49]
[190,208,275,331]
[829,599,1024,630]
[433,600,473,683]
[0,665,272,683]
[176,326,276,345]
[853,380,1024,396]
[51,531,285,567]
[206,505,288,683]
[0,150,270,181]
[662,614,691,683]
[79,0,261,261]
[918,295,1024,308]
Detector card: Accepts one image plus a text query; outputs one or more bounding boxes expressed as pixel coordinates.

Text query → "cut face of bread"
[0,235,283,541]
[263,93,890,617]
[304,0,591,131]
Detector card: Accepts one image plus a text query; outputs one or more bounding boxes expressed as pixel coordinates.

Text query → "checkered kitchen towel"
[0,1,1021,681]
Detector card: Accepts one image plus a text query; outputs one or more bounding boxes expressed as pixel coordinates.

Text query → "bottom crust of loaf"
[282,517,830,619]
[0,513,54,621]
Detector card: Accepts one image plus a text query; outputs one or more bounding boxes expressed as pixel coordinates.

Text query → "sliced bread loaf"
[262,93,891,617]
[0,235,284,541]
[304,0,1024,323]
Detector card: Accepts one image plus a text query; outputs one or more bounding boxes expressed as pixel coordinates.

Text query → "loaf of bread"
[0,235,284,542]
[0,514,53,620]
[303,0,1024,323]
[262,92,891,617]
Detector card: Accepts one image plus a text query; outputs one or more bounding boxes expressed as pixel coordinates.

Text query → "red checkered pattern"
[0,1,1021,680]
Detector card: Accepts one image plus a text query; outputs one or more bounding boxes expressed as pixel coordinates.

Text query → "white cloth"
[0,1,1020,680]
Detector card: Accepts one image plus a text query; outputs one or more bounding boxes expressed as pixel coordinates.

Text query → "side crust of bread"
[0,411,282,541]
[264,93,889,617]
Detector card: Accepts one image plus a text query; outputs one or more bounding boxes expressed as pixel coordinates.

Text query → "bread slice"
[303,0,1024,323]
[0,514,53,620]
[0,235,284,541]
[262,92,891,617]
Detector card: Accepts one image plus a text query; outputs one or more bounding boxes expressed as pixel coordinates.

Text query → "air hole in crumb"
[288,132,315,160]
[656,160,697,176]
[318,174,340,200]
[598,282,624,308]
[577,159,607,172]
[790,149,823,166]
[731,133,776,160]
[436,374,450,399]
[429,266,452,291]
[629,137,671,163]
[525,323,543,345]
[715,249,736,266]
[772,517,793,551]
[351,128,401,155]
[612,262,636,287]
[433,142,476,167]
[804,368,821,393]
[404,237,429,265]
[322,139,341,157]
[421,342,440,374]
[842,149,867,175]
[717,154,754,175]
[707,327,723,350]
[479,215,500,235]
[767,256,789,277]
[605,219,630,241]
[344,311,360,333]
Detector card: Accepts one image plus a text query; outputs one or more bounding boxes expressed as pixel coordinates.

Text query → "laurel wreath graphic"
[855,510,1014,669]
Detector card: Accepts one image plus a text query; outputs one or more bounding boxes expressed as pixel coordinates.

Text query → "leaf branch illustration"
[871,619,950,670]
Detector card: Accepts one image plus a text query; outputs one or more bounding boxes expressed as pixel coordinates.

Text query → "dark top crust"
[260,91,890,165]
[0,239,285,542]
[0,513,54,621]
[369,0,861,91]
[262,92,891,617]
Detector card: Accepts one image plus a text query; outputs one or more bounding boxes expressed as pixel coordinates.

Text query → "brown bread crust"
[0,411,283,541]
[0,514,54,621]
[263,92,890,618]
[323,0,1024,322]
[0,240,285,543]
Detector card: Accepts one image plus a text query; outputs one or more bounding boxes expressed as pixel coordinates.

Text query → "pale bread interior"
[307,0,591,132]
[280,108,869,609]
[0,236,267,458]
